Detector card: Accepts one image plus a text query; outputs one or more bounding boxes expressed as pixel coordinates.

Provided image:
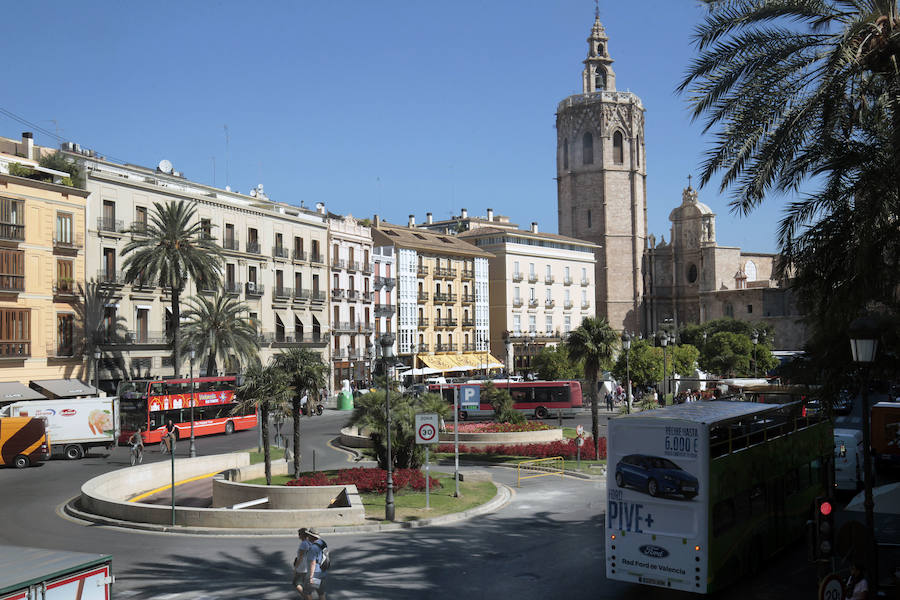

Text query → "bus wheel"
[647,478,659,497]
[64,445,84,460]
[225,420,235,435]
[13,455,30,469]
[535,406,549,419]
[459,410,468,421]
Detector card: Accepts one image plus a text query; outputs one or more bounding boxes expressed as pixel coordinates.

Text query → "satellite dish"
[158,159,173,174]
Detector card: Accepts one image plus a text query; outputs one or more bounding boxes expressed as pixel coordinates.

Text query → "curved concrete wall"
[212,480,364,526]
[341,426,564,448]
[340,426,374,448]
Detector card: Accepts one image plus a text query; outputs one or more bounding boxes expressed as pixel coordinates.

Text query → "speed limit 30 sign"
[415,413,439,444]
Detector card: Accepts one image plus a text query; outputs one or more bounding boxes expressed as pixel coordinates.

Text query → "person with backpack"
[303,528,329,599]
[292,528,313,597]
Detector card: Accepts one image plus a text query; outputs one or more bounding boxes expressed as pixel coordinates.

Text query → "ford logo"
[639,545,669,558]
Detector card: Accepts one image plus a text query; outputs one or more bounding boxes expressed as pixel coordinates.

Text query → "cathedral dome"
[668,184,714,222]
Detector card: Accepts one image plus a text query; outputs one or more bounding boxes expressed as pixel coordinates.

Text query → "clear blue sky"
[1,1,786,253]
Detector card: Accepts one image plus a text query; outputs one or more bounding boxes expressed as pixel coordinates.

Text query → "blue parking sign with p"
[460,385,480,409]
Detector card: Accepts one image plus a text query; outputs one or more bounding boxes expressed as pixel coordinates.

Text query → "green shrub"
[483,381,525,424]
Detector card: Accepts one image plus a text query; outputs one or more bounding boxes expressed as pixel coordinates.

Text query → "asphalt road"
[0,408,822,599]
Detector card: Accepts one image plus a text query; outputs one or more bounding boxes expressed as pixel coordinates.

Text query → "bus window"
[713,498,736,537]
[165,409,183,424]
[150,382,165,396]
[749,484,765,515]
[511,389,531,403]
[196,380,210,393]
[534,388,551,404]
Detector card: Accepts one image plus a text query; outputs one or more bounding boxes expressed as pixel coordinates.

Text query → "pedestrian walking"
[293,528,312,598]
[845,562,869,600]
[304,528,329,599]
[605,392,613,412]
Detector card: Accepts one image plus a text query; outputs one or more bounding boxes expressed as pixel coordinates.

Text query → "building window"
[57,314,74,356]
[613,131,624,164]
[583,132,593,165]
[565,289,570,305]
[135,307,149,343]
[102,200,116,229]
[687,264,698,284]
[747,304,753,314]
[563,138,569,170]
[564,316,571,333]
[636,136,641,166]
[102,248,116,280]
[595,67,606,90]
[530,287,536,301]
[545,315,553,334]
[513,261,520,277]
[724,303,734,318]
[56,212,73,244]
[744,260,758,281]
[545,289,551,302]
[200,218,211,240]
[295,272,302,291]
[587,210,592,229]
[0,309,30,354]
[56,259,73,292]
[513,315,521,335]
[529,315,537,333]
[514,288,520,301]
[0,249,24,291]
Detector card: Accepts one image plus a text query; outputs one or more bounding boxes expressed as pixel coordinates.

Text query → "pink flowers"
[437,437,607,460]
[286,467,442,493]
[444,422,552,433]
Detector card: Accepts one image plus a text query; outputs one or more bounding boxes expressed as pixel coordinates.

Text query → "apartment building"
[371,216,499,372]
[372,245,397,361]
[460,222,597,374]
[62,147,329,391]
[417,207,518,235]
[327,213,374,388]
[0,134,91,394]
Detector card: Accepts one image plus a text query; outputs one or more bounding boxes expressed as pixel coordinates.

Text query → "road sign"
[460,385,480,410]
[415,413,439,444]
[818,573,843,600]
[576,424,584,436]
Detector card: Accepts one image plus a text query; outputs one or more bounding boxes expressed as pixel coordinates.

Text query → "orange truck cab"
[0,417,50,468]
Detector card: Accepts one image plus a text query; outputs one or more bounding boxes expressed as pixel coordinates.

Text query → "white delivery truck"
[834,428,863,492]
[0,545,113,600]
[0,397,118,460]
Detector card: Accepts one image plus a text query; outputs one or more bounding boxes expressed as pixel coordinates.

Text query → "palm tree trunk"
[171,288,181,378]
[261,405,271,485]
[292,397,302,478]
[589,373,599,458]
[206,350,216,376]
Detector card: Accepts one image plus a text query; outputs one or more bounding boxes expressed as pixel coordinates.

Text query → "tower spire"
[582,10,616,93]
[594,0,599,19]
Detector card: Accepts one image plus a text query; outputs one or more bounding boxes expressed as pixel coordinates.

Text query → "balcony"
[581,301,591,310]
[293,288,311,302]
[528,274,539,283]
[435,343,455,352]
[331,259,345,271]
[347,289,360,301]
[310,253,324,264]
[375,304,395,317]
[272,246,289,260]
[461,269,474,280]
[545,275,555,285]
[311,290,326,303]
[545,299,556,309]
[346,261,358,272]
[462,343,477,352]
[332,288,345,300]
[53,279,76,298]
[224,281,242,295]
[361,262,374,274]
[347,349,362,360]
[133,277,157,291]
[528,299,539,308]
[417,318,430,328]
[96,270,125,286]
[223,238,240,251]
[130,221,150,237]
[48,342,75,358]
[0,274,25,292]
[332,348,346,358]
[434,267,457,279]
[417,291,429,303]
[126,331,169,345]
[0,340,30,357]
[563,276,573,286]
[362,291,374,302]
[53,234,83,252]
[512,272,523,282]
[415,343,429,353]
[360,322,374,334]
[462,319,475,328]
[513,298,523,308]
[564,300,574,310]
[292,250,307,262]
[581,278,590,287]
[417,265,429,277]
[246,241,261,254]
[435,318,458,328]
[273,286,292,299]
[97,217,124,234]
[245,282,264,297]
[373,276,394,290]
[334,321,357,333]
[461,293,475,303]
[434,292,457,303]
[0,222,25,242]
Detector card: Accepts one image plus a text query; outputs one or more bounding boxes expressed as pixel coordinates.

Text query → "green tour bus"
[606,400,832,594]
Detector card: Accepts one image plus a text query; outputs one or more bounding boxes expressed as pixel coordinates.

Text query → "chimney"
[426,212,433,225]
[22,132,33,161]
[374,214,381,227]
[531,222,539,233]
[486,208,494,222]
[315,202,325,214]
[408,214,415,228]
[460,208,468,219]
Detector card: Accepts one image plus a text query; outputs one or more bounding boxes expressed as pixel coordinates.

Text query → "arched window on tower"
[594,67,606,91]
[636,136,641,166]
[613,131,624,164]
[563,138,569,170]
[583,132,594,165]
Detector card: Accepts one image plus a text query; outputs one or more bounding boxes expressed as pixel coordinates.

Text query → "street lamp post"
[660,332,668,405]
[380,332,396,522]
[366,342,374,387]
[504,335,512,392]
[93,349,101,393]
[622,332,632,414]
[189,349,196,458]
[850,316,879,592]
[751,330,759,378]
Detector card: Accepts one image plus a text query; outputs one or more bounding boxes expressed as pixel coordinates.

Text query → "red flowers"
[286,467,442,493]
[444,422,552,433]
[437,437,607,460]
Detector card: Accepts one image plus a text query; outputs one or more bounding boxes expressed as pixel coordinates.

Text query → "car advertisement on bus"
[606,416,710,593]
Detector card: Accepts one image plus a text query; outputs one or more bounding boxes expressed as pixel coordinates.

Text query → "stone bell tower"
[556,12,647,332]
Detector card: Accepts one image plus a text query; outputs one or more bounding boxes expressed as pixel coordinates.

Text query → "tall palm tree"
[232,361,291,485]
[181,293,260,376]
[121,200,222,377]
[566,317,618,457]
[273,348,329,478]
[74,280,127,387]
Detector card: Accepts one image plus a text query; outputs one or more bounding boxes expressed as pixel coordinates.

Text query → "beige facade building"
[60,147,330,391]
[327,212,375,388]
[371,217,500,371]
[556,15,647,332]
[418,207,518,235]
[371,244,397,360]
[460,222,597,373]
[0,134,91,395]
[644,184,807,350]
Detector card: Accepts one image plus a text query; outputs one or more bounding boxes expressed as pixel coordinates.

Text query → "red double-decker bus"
[116,376,256,444]
[426,380,584,420]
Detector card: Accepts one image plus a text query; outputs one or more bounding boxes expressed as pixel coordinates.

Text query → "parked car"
[614,454,699,499]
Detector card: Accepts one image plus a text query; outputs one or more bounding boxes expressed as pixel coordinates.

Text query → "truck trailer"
[0,545,113,599]
[0,397,118,460]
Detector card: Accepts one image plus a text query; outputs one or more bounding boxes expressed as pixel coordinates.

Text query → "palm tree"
[272,348,329,478]
[181,293,260,376]
[232,361,292,485]
[566,317,617,457]
[74,280,127,386]
[121,200,222,377]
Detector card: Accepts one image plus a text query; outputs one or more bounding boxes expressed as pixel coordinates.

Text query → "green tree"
[566,317,617,457]
[482,381,525,424]
[273,348,330,478]
[531,344,582,381]
[121,201,222,377]
[74,280,127,385]
[613,339,663,387]
[350,392,449,470]
[40,152,84,188]
[704,332,751,378]
[672,344,700,377]
[232,361,291,485]
[181,293,259,376]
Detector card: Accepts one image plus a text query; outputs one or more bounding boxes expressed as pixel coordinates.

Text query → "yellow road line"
[327,437,362,463]
[129,470,221,503]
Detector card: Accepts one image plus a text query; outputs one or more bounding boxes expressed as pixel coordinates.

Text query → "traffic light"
[815,496,835,560]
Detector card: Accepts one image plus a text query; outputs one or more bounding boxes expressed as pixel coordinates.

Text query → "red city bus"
[116,376,256,445]
[427,380,583,420]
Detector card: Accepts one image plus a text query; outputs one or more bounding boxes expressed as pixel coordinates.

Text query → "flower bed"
[286,467,441,493]
[437,437,607,460]
[444,422,552,433]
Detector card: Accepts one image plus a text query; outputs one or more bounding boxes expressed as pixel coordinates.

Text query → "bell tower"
[556,13,647,332]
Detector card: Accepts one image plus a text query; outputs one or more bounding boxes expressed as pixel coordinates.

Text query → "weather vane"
[594,0,599,19]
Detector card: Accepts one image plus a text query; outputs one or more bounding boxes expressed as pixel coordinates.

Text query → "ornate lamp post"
[660,332,669,404]
[751,330,759,377]
[189,349,197,458]
[621,331,632,414]
[850,316,879,591]
[380,332,396,522]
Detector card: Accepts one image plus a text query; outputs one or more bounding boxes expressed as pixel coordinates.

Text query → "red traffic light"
[819,501,833,516]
